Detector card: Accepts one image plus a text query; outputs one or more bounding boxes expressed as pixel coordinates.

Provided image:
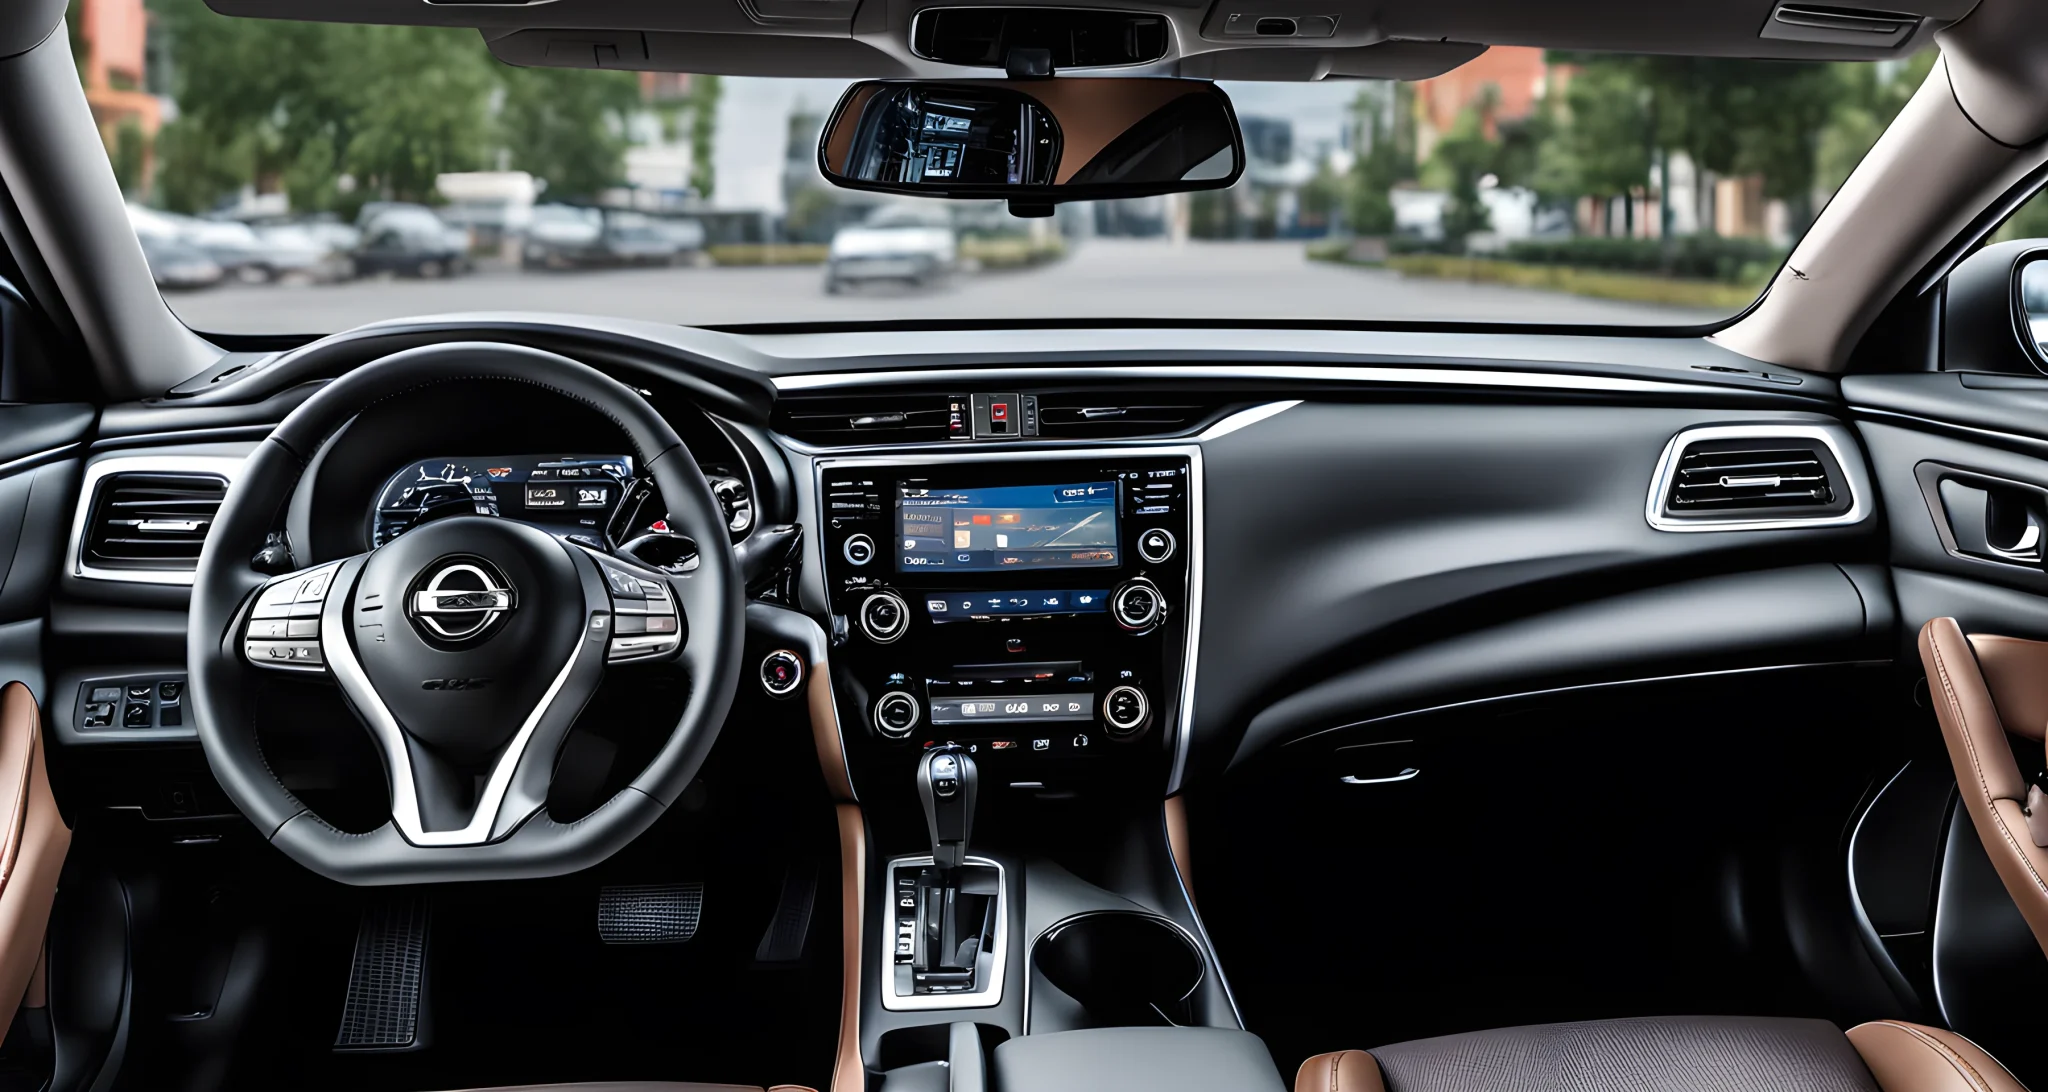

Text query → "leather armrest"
[1847,1021,2028,1092]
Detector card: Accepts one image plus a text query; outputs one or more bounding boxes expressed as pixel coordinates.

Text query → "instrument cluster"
[369,454,753,550]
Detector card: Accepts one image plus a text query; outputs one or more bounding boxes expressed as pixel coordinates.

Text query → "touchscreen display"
[898,481,1119,572]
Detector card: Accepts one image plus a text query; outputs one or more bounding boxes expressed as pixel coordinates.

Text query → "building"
[1412,45,1548,161]
[75,0,163,193]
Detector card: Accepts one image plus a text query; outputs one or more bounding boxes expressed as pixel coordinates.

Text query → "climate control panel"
[817,452,1193,790]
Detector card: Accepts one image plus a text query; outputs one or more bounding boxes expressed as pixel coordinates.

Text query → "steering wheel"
[187,343,744,885]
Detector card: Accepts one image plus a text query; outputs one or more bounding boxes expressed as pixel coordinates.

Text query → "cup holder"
[1029,910,1206,1029]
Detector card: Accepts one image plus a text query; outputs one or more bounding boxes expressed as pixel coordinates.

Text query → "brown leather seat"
[1917,618,2048,957]
[1297,1016,2028,1092]
[0,682,69,1043]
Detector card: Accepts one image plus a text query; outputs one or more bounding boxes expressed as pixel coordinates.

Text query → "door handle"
[1340,768,1419,786]
[1936,477,2046,565]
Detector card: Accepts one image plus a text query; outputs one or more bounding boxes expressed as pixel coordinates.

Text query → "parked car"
[521,203,606,269]
[649,215,707,259]
[601,211,686,266]
[521,206,701,269]
[247,223,354,283]
[135,233,223,290]
[824,204,958,292]
[354,205,469,278]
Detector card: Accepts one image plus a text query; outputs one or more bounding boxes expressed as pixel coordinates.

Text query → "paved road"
[167,238,1727,334]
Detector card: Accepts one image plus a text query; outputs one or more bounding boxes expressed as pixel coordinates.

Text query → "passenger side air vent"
[774,394,957,446]
[1760,3,1920,47]
[1033,394,1234,439]
[1649,426,1864,531]
[83,472,227,568]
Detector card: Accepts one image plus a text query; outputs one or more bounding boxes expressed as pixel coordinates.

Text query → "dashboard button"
[1112,579,1165,632]
[860,591,909,643]
[873,691,920,738]
[760,649,804,698]
[1137,529,1177,564]
[843,534,876,566]
[1103,685,1151,737]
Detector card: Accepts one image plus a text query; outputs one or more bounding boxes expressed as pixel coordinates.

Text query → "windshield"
[101,2,1934,333]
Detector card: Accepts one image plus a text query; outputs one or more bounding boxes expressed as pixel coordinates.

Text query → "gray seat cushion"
[1368,1016,1880,1092]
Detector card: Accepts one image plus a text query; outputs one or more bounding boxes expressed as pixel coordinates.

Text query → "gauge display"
[370,455,632,546]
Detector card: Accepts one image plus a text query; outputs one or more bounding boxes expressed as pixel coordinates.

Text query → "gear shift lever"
[917,744,978,870]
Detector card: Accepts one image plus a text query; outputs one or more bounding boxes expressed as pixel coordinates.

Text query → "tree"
[498,66,640,201]
[1726,62,1846,233]
[1298,161,1346,232]
[1422,101,1500,246]
[148,0,501,211]
[686,75,722,199]
[1344,82,1410,235]
[1554,60,1653,234]
[333,26,497,202]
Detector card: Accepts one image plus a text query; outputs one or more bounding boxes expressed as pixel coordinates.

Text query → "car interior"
[10,0,2048,1090]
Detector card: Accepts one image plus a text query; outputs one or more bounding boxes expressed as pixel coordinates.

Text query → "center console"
[817,451,1196,795]
[806,446,1254,1084]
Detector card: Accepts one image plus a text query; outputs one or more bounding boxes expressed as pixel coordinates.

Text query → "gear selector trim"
[881,855,1009,1011]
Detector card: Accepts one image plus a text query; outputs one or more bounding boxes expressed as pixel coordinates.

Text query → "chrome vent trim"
[69,455,248,586]
[774,393,957,446]
[1034,393,1236,439]
[1646,424,1870,532]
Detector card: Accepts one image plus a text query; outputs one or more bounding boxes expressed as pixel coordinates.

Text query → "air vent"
[84,472,227,568]
[1034,394,1235,439]
[1649,426,1865,531]
[1761,3,1919,47]
[775,394,958,446]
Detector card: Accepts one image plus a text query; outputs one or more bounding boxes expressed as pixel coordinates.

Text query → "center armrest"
[991,1027,1286,1092]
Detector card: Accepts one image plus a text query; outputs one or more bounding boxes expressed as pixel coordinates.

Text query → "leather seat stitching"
[1877,1021,1993,1092]
[1928,633,2048,898]
[1326,1053,1341,1092]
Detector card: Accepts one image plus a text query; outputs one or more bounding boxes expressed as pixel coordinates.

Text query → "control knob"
[1111,578,1165,632]
[859,590,910,643]
[874,690,921,739]
[842,534,876,566]
[1103,685,1152,738]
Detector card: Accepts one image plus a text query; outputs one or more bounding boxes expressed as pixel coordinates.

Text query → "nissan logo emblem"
[406,557,515,643]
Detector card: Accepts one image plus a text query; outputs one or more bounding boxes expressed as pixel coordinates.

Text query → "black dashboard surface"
[57,316,1898,791]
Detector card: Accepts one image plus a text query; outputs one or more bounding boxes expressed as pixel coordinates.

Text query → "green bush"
[1500,236,1785,284]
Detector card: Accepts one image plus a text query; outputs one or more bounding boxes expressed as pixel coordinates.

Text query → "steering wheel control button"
[246,640,324,666]
[609,633,679,660]
[246,562,344,671]
[860,590,910,643]
[1137,528,1177,564]
[1112,578,1165,632]
[874,690,921,738]
[843,534,876,566]
[760,649,805,698]
[604,566,645,597]
[1103,685,1152,738]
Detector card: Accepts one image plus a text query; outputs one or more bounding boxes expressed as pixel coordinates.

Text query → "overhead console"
[818,450,1196,794]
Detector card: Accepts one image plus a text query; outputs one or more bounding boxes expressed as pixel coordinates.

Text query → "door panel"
[0,403,91,699]
[1845,371,2048,1080]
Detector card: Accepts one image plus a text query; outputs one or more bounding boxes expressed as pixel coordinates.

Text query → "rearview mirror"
[817,78,1243,213]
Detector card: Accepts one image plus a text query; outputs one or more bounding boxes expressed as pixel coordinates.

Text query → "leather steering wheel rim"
[187,341,745,885]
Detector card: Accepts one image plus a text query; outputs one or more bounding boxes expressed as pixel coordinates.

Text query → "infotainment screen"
[898,481,1119,572]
